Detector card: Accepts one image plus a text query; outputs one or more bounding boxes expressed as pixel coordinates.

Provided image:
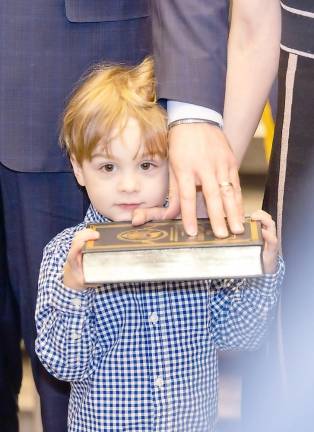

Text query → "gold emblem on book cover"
[117,228,168,245]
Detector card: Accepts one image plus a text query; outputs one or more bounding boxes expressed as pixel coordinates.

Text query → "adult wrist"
[168,118,222,131]
[166,101,223,127]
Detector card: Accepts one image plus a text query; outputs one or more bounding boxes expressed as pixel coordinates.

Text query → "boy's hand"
[63,228,100,291]
[251,210,278,274]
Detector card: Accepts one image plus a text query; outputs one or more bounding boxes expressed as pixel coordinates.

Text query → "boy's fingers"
[132,207,168,226]
[73,228,100,241]
[251,209,272,221]
[251,210,276,232]
[261,228,278,249]
[264,219,276,235]
[132,165,181,226]
[68,229,100,263]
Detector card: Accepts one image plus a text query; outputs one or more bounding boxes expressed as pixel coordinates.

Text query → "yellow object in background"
[261,101,275,162]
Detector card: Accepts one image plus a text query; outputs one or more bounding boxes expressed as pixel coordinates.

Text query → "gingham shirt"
[35,205,284,432]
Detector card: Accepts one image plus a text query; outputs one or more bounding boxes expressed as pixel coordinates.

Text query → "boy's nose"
[118,172,140,193]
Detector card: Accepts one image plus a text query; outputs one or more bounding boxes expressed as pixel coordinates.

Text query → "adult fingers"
[162,165,181,220]
[201,175,228,238]
[229,166,245,222]
[176,173,197,236]
[216,164,244,234]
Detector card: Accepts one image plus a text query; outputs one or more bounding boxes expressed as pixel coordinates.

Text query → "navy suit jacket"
[0,1,151,172]
[152,0,229,115]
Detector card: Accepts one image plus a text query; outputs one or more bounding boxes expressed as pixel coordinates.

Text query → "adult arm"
[137,0,244,237]
[136,0,280,236]
[223,0,281,163]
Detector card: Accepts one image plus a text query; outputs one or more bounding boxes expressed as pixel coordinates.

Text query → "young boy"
[35,58,284,432]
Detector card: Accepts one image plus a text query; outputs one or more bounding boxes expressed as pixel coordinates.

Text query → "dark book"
[82,218,264,284]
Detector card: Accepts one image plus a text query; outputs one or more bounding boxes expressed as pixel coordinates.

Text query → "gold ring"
[218,181,233,188]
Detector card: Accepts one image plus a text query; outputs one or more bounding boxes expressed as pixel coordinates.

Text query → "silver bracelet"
[168,118,222,130]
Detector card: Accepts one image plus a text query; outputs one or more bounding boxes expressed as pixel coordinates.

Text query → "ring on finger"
[218,181,233,188]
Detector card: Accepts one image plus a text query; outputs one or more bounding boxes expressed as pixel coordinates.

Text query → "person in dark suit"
[0,2,151,431]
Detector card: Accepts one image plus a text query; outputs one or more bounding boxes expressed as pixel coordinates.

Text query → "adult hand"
[133,123,244,237]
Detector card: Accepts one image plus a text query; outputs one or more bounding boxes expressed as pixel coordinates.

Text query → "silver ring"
[218,181,233,188]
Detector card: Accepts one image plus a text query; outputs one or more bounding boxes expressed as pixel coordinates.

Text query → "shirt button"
[154,376,164,389]
[148,312,158,324]
[71,332,81,341]
[71,298,81,309]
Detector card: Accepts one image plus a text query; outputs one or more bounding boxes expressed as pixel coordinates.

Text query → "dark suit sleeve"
[152,0,229,115]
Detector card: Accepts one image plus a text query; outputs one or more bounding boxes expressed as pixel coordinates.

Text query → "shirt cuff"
[167,100,223,127]
[250,255,285,296]
[48,270,94,315]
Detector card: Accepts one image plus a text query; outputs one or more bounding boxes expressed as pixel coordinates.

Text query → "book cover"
[85,218,262,252]
[82,218,264,283]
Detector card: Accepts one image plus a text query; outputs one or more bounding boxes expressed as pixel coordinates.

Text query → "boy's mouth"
[117,203,143,211]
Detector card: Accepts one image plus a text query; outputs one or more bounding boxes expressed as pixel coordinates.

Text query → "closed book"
[82,218,264,284]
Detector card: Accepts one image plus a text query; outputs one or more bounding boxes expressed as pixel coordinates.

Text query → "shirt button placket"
[71,298,81,309]
[148,312,159,325]
[154,376,164,390]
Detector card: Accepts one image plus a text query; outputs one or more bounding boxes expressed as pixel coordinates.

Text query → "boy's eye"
[102,163,114,172]
[140,162,154,171]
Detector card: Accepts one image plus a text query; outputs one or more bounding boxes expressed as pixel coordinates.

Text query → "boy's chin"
[111,213,133,223]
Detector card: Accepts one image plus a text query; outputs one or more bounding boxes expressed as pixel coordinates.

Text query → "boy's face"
[71,118,169,221]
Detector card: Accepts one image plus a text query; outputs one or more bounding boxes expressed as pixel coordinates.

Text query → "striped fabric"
[281,1,314,58]
[35,205,284,432]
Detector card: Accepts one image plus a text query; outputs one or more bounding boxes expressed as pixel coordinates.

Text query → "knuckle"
[220,186,234,196]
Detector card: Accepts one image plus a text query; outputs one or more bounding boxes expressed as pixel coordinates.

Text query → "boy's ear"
[70,156,85,187]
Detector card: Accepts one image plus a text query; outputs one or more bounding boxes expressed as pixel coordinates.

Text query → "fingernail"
[187,225,197,236]
[216,229,228,238]
[132,216,140,226]
[235,224,244,232]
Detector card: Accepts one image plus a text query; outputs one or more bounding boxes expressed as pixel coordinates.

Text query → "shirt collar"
[84,205,112,225]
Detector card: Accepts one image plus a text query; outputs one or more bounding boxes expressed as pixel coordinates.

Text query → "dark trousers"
[0,163,88,431]
[0,196,21,432]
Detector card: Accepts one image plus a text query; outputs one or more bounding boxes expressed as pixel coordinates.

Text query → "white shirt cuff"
[167,101,223,127]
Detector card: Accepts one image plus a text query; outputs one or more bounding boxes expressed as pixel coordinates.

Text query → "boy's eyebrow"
[140,152,158,159]
[91,152,115,161]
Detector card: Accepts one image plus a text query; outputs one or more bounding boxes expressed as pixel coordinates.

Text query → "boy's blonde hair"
[60,57,167,164]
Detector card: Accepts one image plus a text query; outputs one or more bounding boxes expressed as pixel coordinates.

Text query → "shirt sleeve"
[167,101,223,127]
[209,255,285,350]
[35,233,101,382]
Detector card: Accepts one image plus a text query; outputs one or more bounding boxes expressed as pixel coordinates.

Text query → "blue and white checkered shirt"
[35,205,284,432]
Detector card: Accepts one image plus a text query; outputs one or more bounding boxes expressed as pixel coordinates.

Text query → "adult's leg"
[1,165,88,432]
[0,180,22,432]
